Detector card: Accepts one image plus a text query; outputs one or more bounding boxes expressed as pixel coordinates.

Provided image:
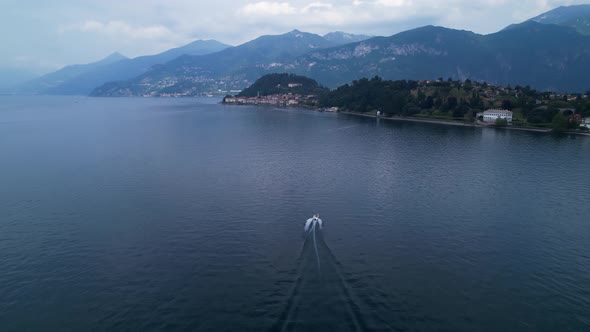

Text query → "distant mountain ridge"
[93,20,590,95]
[505,4,590,35]
[323,31,373,45]
[16,52,128,94]
[15,4,590,96]
[16,40,230,95]
[91,30,339,97]
[275,22,590,92]
[24,30,374,96]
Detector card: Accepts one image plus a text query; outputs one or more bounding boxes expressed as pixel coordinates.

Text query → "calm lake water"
[1,96,589,331]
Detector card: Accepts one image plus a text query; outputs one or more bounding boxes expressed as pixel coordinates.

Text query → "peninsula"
[224,73,590,133]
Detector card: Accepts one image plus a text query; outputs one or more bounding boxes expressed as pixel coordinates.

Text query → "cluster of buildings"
[223,93,318,106]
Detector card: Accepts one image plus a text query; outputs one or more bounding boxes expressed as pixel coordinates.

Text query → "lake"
[1,96,589,331]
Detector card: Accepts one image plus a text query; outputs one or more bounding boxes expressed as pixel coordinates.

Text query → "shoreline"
[339,111,590,136]
[222,102,590,136]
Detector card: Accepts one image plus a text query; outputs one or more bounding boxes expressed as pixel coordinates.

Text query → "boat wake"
[270,224,366,332]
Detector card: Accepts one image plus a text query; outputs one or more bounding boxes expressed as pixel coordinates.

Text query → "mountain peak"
[323,31,374,45]
[97,52,128,65]
[164,39,231,57]
[286,29,306,38]
[106,52,126,59]
[522,4,590,35]
[181,39,231,48]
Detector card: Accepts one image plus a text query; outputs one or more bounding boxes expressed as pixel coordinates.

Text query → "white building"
[482,109,513,123]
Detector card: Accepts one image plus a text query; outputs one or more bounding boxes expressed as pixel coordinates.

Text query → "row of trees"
[318,76,487,118]
[318,77,418,115]
[315,76,590,131]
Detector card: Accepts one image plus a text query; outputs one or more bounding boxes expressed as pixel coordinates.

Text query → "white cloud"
[240,2,297,16]
[366,0,412,7]
[60,20,173,40]
[301,2,333,13]
[13,55,64,72]
[2,0,589,70]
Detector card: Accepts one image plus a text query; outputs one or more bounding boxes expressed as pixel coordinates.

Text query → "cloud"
[301,2,334,13]
[240,2,297,16]
[60,20,173,40]
[13,55,64,72]
[2,0,589,71]
[354,0,412,7]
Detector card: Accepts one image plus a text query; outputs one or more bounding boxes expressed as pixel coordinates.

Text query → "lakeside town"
[223,74,590,133]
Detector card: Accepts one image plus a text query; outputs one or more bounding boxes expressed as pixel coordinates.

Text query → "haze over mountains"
[0,69,38,91]
[9,5,590,96]
[91,30,346,97]
[13,40,230,95]
[16,52,129,95]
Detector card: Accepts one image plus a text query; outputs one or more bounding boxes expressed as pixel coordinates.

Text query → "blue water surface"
[1,96,589,331]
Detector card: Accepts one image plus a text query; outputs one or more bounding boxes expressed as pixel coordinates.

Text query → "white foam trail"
[304,218,313,232]
[328,125,359,131]
[312,222,321,274]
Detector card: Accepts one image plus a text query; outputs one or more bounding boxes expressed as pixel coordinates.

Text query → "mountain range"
[91,30,344,97]
[14,40,230,95]
[15,52,128,94]
[278,22,590,92]
[11,4,590,96]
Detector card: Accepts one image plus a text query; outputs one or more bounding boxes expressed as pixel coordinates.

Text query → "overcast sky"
[2,0,587,74]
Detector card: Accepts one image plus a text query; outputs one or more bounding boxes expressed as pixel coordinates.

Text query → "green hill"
[238,73,327,97]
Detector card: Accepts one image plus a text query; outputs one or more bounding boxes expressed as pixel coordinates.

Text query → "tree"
[551,113,568,132]
[422,96,434,109]
[402,103,421,116]
[501,100,513,110]
[567,118,579,130]
[464,110,475,123]
[453,104,470,118]
[434,97,443,108]
[528,107,557,124]
[495,117,508,127]
[238,73,326,97]
[417,89,426,103]
[447,96,458,110]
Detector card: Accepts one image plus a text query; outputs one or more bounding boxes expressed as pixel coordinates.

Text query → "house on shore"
[478,109,513,123]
